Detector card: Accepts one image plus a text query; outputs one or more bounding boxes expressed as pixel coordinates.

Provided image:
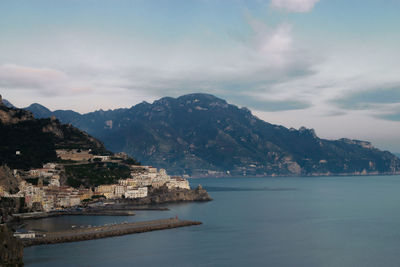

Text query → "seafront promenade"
[22,218,202,246]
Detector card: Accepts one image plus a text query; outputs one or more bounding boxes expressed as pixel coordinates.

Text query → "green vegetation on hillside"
[0,119,58,169]
[65,162,131,188]
[0,104,110,170]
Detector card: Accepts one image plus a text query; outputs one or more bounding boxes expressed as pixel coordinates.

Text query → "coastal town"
[0,149,190,212]
[0,95,211,266]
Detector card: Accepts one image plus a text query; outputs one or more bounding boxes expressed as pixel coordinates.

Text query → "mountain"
[24,103,52,119]
[25,103,82,124]
[2,99,15,109]
[0,99,107,170]
[24,93,400,176]
[395,153,400,159]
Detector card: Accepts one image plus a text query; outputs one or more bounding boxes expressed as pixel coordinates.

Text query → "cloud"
[378,111,400,121]
[225,94,312,111]
[101,19,317,111]
[332,86,400,110]
[0,64,68,95]
[0,15,318,112]
[249,21,294,66]
[270,0,320,13]
[0,64,96,96]
[329,85,400,122]
[320,110,347,117]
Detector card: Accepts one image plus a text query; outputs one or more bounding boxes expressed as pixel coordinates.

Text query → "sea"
[24,175,400,267]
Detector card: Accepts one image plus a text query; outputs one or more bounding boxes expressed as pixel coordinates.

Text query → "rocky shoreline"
[113,185,212,206]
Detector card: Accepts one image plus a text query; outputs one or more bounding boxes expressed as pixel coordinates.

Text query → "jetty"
[21,218,201,246]
[13,210,135,220]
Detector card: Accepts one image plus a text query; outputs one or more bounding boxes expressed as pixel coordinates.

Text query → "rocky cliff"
[0,225,24,267]
[0,197,25,224]
[0,166,21,195]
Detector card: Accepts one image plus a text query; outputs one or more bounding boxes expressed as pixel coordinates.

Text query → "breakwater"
[22,218,201,247]
[99,202,169,211]
[13,209,135,220]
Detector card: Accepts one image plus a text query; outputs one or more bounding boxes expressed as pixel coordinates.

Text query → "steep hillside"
[0,165,21,194]
[25,93,400,176]
[0,99,107,170]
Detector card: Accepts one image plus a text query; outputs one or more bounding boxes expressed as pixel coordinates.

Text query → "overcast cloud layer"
[1,0,400,151]
[271,0,320,13]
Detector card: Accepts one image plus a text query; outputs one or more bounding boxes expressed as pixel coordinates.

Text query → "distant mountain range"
[19,93,400,177]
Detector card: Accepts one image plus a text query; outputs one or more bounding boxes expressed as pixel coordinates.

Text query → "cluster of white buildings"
[128,166,190,190]
[94,166,190,199]
[0,163,92,212]
[1,157,191,211]
[0,179,91,212]
[95,183,148,199]
[26,163,61,187]
[21,182,85,212]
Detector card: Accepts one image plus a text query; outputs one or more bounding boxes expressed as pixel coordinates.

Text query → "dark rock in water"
[0,224,24,267]
[24,93,400,177]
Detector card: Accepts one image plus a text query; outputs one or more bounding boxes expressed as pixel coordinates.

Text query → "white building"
[43,163,57,169]
[114,185,126,198]
[50,177,60,187]
[93,155,111,162]
[125,186,148,199]
[14,231,36,239]
[166,178,190,190]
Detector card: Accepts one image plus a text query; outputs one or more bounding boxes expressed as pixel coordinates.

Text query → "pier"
[21,218,201,246]
[13,209,135,220]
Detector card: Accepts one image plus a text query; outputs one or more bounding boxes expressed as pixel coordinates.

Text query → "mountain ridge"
[0,98,108,169]
[22,93,400,176]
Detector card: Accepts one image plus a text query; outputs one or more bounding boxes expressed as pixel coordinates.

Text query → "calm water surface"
[24,176,400,266]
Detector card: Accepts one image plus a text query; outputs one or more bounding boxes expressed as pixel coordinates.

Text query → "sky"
[1,0,400,151]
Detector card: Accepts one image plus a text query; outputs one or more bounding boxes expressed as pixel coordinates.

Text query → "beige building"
[78,188,93,201]
[56,149,94,161]
[118,178,137,187]
[95,184,116,199]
